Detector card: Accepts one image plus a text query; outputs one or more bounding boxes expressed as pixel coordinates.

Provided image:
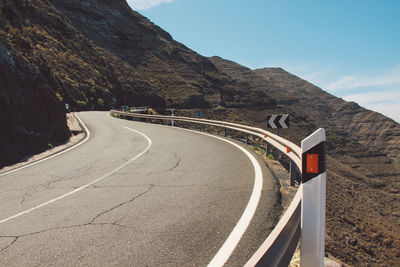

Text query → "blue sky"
[127,0,400,123]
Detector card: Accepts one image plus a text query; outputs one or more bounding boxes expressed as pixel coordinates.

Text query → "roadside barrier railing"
[110,110,326,267]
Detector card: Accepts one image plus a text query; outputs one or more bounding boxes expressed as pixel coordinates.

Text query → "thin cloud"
[367,103,400,123]
[327,66,400,91]
[344,91,400,104]
[344,91,400,123]
[127,0,175,10]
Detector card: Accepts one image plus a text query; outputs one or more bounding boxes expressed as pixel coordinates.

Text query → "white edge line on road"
[0,126,152,224]
[0,113,90,178]
[205,133,263,267]
[116,119,263,267]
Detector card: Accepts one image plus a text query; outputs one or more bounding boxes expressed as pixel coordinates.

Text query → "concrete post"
[301,128,326,267]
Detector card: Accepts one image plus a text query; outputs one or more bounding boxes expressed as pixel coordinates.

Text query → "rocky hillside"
[0,0,399,265]
[0,0,71,166]
[0,0,275,166]
[51,0,276,110]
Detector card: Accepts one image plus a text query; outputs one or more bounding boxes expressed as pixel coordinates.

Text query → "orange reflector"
[264,134,268,138]
[307,154,319,173]
[286,147,291,153]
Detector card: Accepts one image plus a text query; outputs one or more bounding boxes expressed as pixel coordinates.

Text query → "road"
[0,111,281,266]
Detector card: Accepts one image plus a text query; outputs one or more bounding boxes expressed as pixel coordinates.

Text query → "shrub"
[76,100,87,109]
[97,98,104,106]
[55,92,63,102]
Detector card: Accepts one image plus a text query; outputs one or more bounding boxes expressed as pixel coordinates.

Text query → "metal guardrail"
[110,110,326,267]
[111,111,302,169]
[245,186,302,266]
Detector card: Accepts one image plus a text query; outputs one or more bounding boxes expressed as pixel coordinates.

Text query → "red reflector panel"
[307,154,319,173]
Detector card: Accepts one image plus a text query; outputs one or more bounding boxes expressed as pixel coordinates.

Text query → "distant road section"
[0,111,280,266]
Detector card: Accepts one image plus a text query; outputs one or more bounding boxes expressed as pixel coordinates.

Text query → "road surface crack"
[44,175,65,190]
[167,154,182,172]
[20,175,64,205]
[89,185,154,224]
[85,184,138,189]
[0,237,18,253]
[20,186,39,205]
[0,186,154,253]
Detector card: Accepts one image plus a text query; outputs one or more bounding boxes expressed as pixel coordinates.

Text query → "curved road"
[0,111,281,266]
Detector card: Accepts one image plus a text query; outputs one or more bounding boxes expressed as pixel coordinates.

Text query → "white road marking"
[2,112,263,265]
[205,134,263,267]
[0,126,152,224]
[0,113,90,178]
[118,119,263,266]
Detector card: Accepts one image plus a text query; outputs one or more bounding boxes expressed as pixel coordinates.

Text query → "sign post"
[289,160,298,186]
[301,128,326,267]
[196,111,204,118]
[196,111,205,131]
[167,108,175,126]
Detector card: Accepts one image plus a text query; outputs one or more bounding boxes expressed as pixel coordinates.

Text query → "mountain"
[0,0,399,265]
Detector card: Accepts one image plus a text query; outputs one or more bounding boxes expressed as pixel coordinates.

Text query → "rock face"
[0,1,70,166]
[0,46,69,166]
[49,0,276,110]
[0,0,399,265]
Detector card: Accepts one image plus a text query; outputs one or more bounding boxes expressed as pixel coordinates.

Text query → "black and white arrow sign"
[267,114,289,129]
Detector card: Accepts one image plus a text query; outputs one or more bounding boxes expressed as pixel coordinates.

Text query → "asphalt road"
[0,111,281,266]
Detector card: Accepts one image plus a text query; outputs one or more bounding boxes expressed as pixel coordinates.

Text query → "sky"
[127,0,400,123]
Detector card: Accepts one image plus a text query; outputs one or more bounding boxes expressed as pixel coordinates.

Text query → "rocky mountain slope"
[0,0,399,265]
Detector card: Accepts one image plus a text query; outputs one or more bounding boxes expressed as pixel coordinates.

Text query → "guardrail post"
[289,160,296,186]
[301,128,326,267]
[246,135,250,145]
[224,127,227,137]
[273,148,280,160]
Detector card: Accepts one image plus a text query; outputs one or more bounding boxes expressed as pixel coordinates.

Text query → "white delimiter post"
[301,128,326,267]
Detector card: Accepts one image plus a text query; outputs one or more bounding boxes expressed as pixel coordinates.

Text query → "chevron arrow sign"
[267,114,289,129]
